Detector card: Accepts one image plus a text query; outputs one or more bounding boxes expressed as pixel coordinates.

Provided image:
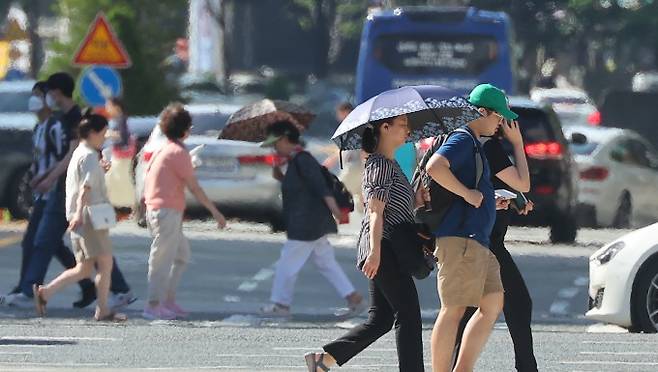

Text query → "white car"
[530,88,599,127]
[564,125,658,228]
[134,103,285,230]
[587,223,658,332]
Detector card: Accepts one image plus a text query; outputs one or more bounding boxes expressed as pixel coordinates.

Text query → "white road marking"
[0,351,31,355]
[558,287,579,298]
[580,351,657,355]
[237,264,276,293]
[574,276,589,286]
[561,360,658,366]
[586,323,628,333]
[0,336,119,342]
[549,300,569,315]
[0,344,57,348]
[582,340,658,345]
[0,362,109,366]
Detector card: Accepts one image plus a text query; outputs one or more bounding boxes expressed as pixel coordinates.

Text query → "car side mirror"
[570,132,587,145]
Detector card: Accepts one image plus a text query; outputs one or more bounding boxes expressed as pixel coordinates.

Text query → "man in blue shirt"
[426,84,518,372]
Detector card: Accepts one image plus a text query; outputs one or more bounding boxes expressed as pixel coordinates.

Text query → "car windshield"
[0,90,31,112]
[190,111,231,136]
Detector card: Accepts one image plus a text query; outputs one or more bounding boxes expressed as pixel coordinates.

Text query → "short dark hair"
[78,109,108,139]
[159,103,192,140]
[32,81,48,95]
[337,102,354,112]
[47,72,75,98]
[267,120,300,144]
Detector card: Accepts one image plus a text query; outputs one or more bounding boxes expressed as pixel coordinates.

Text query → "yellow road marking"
[0,235,22,249]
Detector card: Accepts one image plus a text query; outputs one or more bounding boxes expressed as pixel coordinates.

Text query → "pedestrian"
[12,72,135,311]
[0,81,95,308]
[323,102,366,213]
[304,114,425,372]
[143,103,227,320]
[260,120,364,318]
[454,83,538,372]
[103,96,136,209]
[425,84,514,372]
[105,96,131,148]
[33,111,126,322]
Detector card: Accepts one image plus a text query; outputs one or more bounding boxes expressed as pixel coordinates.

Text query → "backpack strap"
[454,128,484,189]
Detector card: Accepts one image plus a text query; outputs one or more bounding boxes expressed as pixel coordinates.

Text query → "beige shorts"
[71,217,112,262]
[434,237,503,307]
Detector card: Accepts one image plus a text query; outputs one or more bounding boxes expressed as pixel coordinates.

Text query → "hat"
[260,120,300,147]
[468,84,518,120]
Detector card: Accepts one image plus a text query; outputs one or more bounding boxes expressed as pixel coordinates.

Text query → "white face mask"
[28,96,44,112]
[46,93,58,110]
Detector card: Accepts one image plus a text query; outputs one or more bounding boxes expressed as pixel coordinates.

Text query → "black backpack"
[411,128,484,231]
[292,152,355,212]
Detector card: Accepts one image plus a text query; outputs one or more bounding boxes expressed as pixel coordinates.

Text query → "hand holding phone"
[495,189,517,200]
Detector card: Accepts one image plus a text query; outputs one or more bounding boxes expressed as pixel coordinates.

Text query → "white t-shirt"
[65,143,109,221]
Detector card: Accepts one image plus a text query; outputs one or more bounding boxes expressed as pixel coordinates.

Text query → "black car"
[0,113,35,219]
[506,97,579,243]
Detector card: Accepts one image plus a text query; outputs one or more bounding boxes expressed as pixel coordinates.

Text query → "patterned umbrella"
[331,85,482,150]
[218,99,315,142]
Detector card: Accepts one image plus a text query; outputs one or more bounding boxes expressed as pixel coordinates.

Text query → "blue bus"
[355,6,516,103]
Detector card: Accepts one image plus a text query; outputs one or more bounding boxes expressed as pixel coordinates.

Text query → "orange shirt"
[144,140,194,212]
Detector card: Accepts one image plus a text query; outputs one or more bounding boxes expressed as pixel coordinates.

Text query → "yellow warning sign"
[72,12,131,68]
[0,41,9,80]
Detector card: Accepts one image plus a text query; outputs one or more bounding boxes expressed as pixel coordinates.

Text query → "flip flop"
[94,312,128,323]
[304,352,331,372]
[32,284,47,317]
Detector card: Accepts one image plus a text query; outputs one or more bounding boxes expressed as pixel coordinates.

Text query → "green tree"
[43,0,187,115]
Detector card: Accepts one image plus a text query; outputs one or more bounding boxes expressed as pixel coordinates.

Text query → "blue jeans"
[19,189,130,297]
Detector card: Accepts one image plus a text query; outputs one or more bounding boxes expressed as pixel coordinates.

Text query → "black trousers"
[455,212,538,372]
[324,242,424,372]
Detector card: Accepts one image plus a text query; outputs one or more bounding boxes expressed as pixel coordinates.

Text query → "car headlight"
[595,241,626,264]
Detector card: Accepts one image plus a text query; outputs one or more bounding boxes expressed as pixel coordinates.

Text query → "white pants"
[270,236,355,306]
[146,208,191,303]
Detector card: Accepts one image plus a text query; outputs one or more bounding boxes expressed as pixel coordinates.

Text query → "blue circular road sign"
[79,65,122,107]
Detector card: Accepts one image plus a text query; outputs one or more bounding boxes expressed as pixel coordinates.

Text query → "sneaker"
[5,293,33,309]
[142,305,177,320]
[345,299,367,317]
[260,303,291,318]
[109,292,138,311]
[72,284,97,309]
[163,301,189,318]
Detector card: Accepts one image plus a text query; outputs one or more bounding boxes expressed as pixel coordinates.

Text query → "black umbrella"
[331,85,481,151]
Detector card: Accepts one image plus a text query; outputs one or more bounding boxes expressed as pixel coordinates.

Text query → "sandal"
[94,312,128,323]
[304,352,331,372]
[32,284,47,317]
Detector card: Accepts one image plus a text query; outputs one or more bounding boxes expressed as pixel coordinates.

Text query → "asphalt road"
[1,218,655,371]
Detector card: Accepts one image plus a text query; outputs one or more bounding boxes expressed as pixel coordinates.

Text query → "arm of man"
[296,153,342,218]
[497,120,530,192]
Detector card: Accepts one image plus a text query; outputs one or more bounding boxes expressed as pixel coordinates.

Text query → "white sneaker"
[142,305,177,320]
[109,292,137,311]
[260,303,291,318]
[5,293,32,309]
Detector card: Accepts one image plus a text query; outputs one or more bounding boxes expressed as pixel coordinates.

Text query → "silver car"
[133,103,285,230]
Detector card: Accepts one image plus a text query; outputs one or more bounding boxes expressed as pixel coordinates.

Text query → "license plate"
[203,157,239,174]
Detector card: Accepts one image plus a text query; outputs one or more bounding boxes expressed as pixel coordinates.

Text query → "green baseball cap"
[260,134,282,147]
[468,84,518,120]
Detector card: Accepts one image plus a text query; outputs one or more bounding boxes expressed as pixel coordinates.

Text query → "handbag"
[388,222,437,280]
[86,203,117,230]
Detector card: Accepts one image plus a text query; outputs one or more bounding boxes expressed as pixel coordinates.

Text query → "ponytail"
[361,119,386,154]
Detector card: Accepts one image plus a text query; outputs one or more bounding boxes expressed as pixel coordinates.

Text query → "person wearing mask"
[453,84,538,372]
[17,72,135,311]
[304,114,425,372]
[426,84,515,372]
[33,112,126,322]
[260,120,364,319]
[143,103,227,320]
[0,82,95,308]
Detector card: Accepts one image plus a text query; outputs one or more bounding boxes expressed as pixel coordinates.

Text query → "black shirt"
[482,137,514,237]
[50,105,82,191]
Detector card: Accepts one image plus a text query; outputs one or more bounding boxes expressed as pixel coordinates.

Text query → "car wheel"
[8,167,32,220]
[613,194,632,229]
[631,256,658,333]
[269,213,286,233]
[549,212,578,244]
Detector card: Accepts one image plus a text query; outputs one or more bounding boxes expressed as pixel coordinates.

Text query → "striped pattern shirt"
[357,153,415,268]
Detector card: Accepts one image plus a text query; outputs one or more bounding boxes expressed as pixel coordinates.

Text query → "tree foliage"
[43,0,187,115]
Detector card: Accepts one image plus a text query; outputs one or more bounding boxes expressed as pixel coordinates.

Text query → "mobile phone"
[495,189,517,200]
[511,192,528,211]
